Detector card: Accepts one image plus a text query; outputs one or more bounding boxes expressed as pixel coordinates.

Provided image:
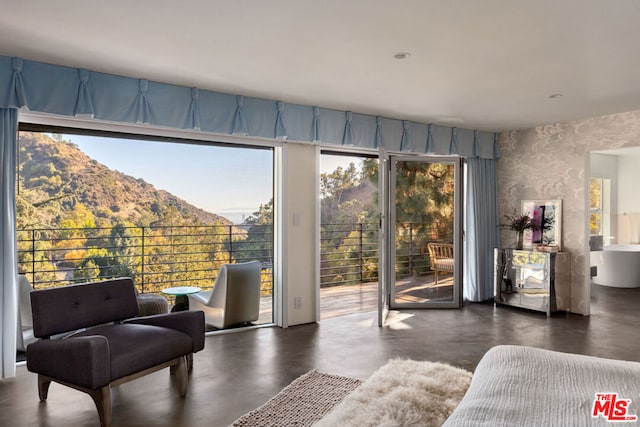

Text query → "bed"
[443,345,640,427]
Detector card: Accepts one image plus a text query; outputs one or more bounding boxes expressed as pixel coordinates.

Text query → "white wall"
[617,152,640,243]
[617,153,640,213]
[282,142,318,326]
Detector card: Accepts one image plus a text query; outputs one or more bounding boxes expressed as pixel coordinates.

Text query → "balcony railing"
[17,224,274,296]
[320,221,451,287]
[18,221,450,294]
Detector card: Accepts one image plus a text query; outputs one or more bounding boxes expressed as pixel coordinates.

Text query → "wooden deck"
[320,274,454,319]
[254,272,454,324]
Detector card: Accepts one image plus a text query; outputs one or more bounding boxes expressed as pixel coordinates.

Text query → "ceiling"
[1,0,640,132]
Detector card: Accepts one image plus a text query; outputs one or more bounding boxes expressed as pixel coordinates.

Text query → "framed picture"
[521,199,562,250]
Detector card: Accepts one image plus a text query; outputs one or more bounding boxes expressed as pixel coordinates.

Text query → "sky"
[67,134,273,224]
[64,134,362,224]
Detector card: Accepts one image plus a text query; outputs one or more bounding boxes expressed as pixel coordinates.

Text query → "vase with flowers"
[500,213,538,250]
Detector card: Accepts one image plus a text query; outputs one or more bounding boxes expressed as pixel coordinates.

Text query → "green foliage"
[16,131,257,294]
[320,158,455,285]
[320,159,379,287]
[74,259,101,281]
[237,199,274,266]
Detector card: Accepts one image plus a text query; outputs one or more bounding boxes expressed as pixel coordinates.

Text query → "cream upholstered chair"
[17,275,37,352]
[188,261,262,329]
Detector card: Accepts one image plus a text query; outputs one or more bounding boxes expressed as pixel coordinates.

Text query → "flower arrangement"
[499,214,538,232]
[500,213,541,249]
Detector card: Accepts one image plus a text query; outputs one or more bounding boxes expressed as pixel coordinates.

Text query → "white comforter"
[443,345,640,427]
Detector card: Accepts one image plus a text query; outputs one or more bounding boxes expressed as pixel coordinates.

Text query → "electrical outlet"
[294,297,302,309]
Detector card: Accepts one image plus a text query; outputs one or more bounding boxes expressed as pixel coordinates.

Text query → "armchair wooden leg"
[170,353,193,374]
[89,386,112,427]
[172,355,188,397]
[37,375,51,401]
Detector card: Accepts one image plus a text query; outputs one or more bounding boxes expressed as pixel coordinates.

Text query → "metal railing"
[320,221,451,287]
[17,224,274,296]
[18,221,450,293]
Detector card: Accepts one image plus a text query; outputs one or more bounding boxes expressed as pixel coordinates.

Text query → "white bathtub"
[591,244,640,288]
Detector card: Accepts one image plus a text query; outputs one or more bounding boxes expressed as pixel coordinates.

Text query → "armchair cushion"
[124,311,205,353]
[71,324,193,380]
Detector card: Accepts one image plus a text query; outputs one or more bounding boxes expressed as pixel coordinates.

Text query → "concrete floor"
[1,283,639,427]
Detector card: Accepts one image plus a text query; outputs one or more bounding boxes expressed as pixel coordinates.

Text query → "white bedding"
[443,345,640,427]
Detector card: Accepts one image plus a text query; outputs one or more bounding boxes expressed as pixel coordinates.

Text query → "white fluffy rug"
[314,358,472,427]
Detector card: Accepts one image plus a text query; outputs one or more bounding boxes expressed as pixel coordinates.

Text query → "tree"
[237,199,274,266]
[392,161,454,276]
[106,221,139,278]
[320,162,360,207]
[393,161,454,240]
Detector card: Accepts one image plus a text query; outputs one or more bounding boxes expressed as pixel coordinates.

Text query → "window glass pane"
[17,130,274,326]
[590,178,602,209]
[590,213,601,235]
[319,153,379,319]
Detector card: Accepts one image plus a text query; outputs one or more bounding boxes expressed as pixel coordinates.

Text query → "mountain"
[17,132,233,229]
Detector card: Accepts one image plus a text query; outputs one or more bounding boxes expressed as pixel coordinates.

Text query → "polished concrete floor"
[1,283,639,427]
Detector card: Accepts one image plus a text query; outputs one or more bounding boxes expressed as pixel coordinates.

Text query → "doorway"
[380,156,463,322]
[319,152,379,319]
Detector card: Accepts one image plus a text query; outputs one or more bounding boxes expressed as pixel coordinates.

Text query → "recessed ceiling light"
[548,93,563,99]
[394,52,411,60]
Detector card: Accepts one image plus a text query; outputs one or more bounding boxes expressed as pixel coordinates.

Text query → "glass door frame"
[378,156,390,326]
[384,154,463,311]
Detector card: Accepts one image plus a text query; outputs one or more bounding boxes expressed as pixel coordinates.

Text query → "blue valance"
[0,55,498,158]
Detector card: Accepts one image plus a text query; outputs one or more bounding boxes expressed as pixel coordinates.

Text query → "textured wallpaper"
[498,109,640,315]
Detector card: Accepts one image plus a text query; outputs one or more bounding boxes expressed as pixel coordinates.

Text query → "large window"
[16,127,275,325]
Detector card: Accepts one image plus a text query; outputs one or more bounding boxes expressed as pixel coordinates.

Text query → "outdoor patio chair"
[26,277,205,427]
[427,242,454,286]
[188,261,262,329]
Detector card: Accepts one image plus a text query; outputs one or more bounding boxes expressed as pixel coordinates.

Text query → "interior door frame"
[385,155,463,310]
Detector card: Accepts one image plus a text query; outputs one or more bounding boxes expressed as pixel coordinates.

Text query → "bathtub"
[591,244,640,288]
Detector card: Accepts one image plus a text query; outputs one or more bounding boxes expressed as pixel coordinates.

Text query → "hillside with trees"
[16,132,272,294]
[17,132,231,230]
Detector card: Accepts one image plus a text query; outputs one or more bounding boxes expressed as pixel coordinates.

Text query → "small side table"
[162,286,202,312]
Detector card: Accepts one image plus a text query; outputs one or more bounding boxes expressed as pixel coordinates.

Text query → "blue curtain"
[0,55,498,157]
[464,157,499,301]
[0,108,18,379]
